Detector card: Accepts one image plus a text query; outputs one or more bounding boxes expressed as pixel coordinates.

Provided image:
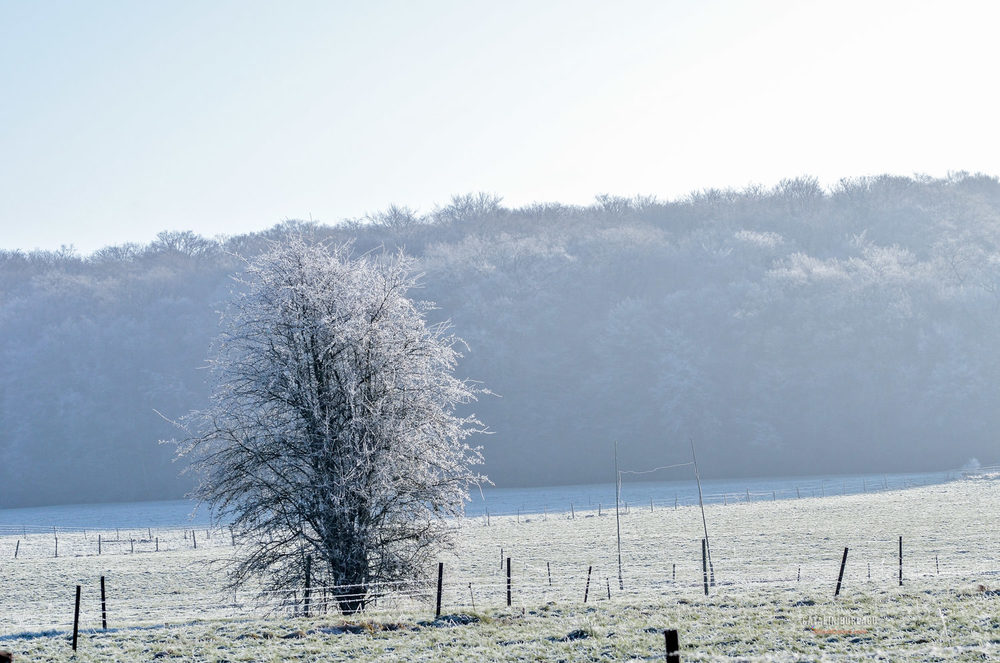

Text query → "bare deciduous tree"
[174,238,486,614]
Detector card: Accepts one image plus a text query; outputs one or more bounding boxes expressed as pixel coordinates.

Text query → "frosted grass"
[2,478,998,661]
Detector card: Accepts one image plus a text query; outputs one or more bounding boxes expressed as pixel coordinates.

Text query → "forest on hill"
[2,173,999,508]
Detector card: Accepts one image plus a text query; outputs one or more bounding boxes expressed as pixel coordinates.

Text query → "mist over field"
[2,173,999,508]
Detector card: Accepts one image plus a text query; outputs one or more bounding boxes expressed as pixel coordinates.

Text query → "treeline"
[2,174,999,508]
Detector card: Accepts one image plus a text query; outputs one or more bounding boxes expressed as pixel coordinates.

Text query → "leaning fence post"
[435,561,444,619]
[192,530,197,549]
[664,628,680,663]
[584,565,592,603]
[14,540,19,558]
[100,575,108,630]
[72,584,81,651]
[835,547,849,596]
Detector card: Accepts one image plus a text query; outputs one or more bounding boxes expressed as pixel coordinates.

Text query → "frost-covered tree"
[175,239,485,614]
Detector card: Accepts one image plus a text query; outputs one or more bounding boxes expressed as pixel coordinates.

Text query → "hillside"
[2,174,1000,507]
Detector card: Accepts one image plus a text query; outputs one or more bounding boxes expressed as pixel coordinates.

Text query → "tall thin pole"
[614,441,624,590]
[690,437,715,585]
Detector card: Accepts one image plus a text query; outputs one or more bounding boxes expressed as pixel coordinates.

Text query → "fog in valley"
[2,173,998,508]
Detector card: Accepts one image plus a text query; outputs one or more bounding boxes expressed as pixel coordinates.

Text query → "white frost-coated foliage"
[176,239,485,613]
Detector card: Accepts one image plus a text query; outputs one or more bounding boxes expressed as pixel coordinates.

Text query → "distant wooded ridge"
[2,173,998,508]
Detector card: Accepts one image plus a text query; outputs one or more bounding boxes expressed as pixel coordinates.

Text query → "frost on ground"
[2,479,999,661]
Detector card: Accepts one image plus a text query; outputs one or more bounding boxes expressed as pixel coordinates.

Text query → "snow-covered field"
[3,477,999,661]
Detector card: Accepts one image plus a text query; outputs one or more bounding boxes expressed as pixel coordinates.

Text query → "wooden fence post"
[14,540,18,558]
[898,536,903,586]
[506,557,512,607]
[303,555,312,617]
[100,575,108,630]
[435,562,444,619]
[72,584,81,651]
[192,530,197,549]
[547,561,552,586]
[835,547,849,596]
[584,565,592,603]
[664,629,680,663]
[702,539,709,596]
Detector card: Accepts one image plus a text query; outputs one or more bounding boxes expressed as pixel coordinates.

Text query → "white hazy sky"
[2,0,999,254]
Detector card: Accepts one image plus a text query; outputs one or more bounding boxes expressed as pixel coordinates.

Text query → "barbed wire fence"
[3,478,998,642]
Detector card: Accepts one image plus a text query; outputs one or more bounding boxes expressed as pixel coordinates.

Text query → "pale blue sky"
[2,0,999,253]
